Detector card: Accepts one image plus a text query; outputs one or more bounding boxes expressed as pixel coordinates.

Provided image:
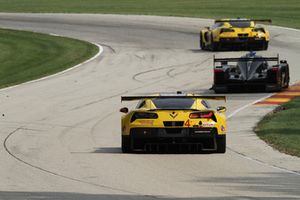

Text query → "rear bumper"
[219,37,267,44]
[126,127,222,152]
[213,82,280,92]
[130,127,217,138]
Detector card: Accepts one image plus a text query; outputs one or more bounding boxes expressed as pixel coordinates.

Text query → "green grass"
[0,0,300,28]
[255,97,300,157]
[0,28,98,88]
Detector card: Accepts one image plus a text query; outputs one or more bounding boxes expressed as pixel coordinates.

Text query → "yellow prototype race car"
[200,18,271,51]
[120,93,227,153]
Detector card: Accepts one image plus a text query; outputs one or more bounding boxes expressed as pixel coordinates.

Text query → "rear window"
[152,98,195,109]
[229,21,251,28]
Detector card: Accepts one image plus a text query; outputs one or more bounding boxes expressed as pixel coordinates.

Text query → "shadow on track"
[0,191,298,200]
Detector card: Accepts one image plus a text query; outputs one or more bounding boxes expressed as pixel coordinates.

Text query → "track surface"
[0,14,300,200]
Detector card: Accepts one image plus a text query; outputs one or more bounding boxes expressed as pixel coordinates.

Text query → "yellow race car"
[120,93,227,153]
[200,18,271,51]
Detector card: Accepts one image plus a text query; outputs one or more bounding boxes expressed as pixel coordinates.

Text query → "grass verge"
[0,28,98,89]
[0,0,299,29]
[255,97,300,157]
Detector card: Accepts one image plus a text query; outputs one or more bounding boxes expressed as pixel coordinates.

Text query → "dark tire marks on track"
[2,127,159,198]
[132,56,211,82]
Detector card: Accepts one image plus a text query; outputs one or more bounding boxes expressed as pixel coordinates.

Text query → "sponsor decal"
[201,122,216,127]
[221,125,226,131]
[138,120,154,125]
[169,112,178,119]
[185,119,191,127]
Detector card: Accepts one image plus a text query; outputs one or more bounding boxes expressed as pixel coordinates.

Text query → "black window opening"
[229,21,251,28]
[152,98,195,109]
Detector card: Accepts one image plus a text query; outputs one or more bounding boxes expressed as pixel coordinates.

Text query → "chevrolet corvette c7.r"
[120,94,227,153]
[200,18,271,51]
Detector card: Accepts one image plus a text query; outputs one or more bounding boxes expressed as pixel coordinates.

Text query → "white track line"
[0,34,103,92]
[227,92,300,176]
[228,79,299,119]
[227,94,273,119]
[228,147,300,176]
[270,25,300,33]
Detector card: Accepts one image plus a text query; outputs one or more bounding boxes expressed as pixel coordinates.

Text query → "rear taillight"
[271,67,279,72]
[214,69,224,73]
[189,112,213,119]
[131,112,158,122]
[220,28,235,34]
[214,69,225,84]
[189,113,199,118]
[267,67,280,83]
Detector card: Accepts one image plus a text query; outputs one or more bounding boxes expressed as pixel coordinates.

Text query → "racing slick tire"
[262,41,269,50]
[281,71,289,89]
[277,72,285,91]
[210,42,219,51]
[200,32,205,50]
[216,135,226,153]
[282,76,290,89]
[211,42,220,51]
[210,33,219,51]
[122,136,132,153]
[210,41,219,51]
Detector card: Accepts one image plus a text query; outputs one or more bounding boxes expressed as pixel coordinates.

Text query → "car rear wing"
[252,19,272,23]
[213,54,279,67]
[121,95,226,102]
[215,19,272,23]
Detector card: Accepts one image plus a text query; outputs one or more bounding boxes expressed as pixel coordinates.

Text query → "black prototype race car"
[212,52,290,93]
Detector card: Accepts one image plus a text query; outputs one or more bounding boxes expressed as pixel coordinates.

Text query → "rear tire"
[281,71,290,89]
[216,135,226,153]
[277,72,284,91]
[283,76,290,89]
[211,41,219,51]
[122,136,132,153]
[209,33,219,51]
[262,41,268,50]
[200,32,205,50]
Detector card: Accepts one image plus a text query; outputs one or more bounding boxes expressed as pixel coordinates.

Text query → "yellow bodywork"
[200,18,270,51]
[121,98,226,136]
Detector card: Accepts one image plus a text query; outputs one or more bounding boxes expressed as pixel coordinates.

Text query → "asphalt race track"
[0,14,300,200]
